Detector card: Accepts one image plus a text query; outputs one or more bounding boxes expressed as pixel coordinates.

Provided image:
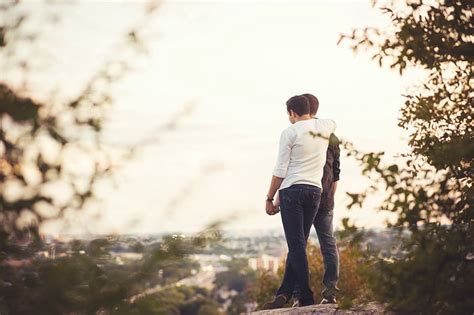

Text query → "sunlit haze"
[8,0,427,236]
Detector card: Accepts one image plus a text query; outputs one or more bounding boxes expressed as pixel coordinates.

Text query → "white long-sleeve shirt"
[273,118,337,191]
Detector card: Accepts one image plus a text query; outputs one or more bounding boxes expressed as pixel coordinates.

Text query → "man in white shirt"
[262,95,336,309]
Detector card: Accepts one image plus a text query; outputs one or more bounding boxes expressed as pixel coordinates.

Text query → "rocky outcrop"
[249,302,388,315]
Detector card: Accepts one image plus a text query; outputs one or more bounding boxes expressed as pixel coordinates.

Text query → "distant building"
[248,254,280,274]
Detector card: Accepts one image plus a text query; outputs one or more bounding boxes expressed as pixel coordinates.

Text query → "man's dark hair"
[303,93,319,116]
[286,95,310,116]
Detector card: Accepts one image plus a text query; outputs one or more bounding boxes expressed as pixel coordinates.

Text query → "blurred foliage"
[0,231,222,314]
[212,257,257,314]
[0,1,226,314]
[114,286,222,315]
[246,269,280,310]
[214,258,256,292]
[307,241,375,308]
[248,240,376,309]
[0,0,160,246]
[338,0,473,314]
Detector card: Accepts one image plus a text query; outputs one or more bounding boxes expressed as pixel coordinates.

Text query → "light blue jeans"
[314,208,339,290]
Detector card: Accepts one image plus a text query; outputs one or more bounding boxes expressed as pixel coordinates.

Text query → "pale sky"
[6,1,426,236]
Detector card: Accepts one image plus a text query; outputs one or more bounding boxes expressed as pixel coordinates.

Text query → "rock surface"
[249,302,388,315]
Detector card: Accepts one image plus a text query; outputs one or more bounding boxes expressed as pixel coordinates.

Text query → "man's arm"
[265,176,283,215]
[330,133,341,195]
[272,129,293,179]
[266,129,294,215]
[267,176,284,201]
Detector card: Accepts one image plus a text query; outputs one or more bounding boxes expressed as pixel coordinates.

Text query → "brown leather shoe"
[261,295,288,310]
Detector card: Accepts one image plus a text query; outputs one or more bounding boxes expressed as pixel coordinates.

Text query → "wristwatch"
[266,196,274,202]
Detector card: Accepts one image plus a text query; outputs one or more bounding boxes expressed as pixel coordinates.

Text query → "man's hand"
[265,176,284,215]
[274,193,280,209]
[273,199,281,215]
[265,200,278,215]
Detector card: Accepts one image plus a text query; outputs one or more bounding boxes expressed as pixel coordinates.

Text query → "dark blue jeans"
[293,208,340,300]
[275,184,322,305]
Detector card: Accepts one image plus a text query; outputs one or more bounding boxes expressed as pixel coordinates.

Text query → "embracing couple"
[263,94,340,309]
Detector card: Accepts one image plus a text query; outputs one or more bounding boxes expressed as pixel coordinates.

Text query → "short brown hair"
[303,93,319,116]
[286,95,310,116]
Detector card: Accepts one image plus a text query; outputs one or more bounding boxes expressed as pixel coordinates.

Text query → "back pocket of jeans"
[280,188,300,207]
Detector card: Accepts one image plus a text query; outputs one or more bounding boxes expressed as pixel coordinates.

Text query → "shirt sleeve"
[327,119,337,134]
[272,128,295,178]
[330,133,341,181]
